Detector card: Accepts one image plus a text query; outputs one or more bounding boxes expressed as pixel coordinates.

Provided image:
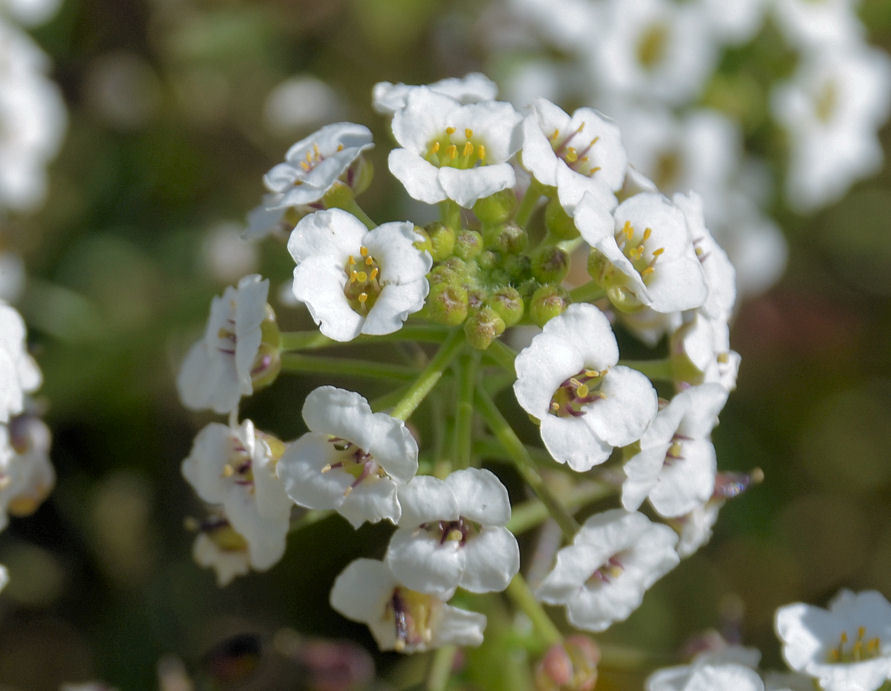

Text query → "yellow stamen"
[430,140,440,155]
[300,161,311,171]
[360,246,369,257]
[358,293,368,304]
[641,266,655,276]
[576,383,589,398]
[623,220,634,240]
[222,464,235,478]
[321,464,332,473]
[549,128,560,140]
[566,147,578,163]
[462,141,474,157]
[588,166,602,176]
[313,143,320,158]
[478,144,486,161]
[365,256,374,266]
[445,126,456,135]
[348,255,356,265]
[652,247,665,257]
[642,227,652,242]
[343,485,353,497]
[447,144,458,160]
[369,268,379,280]
[464,128,473,139]
[337,144,344,152]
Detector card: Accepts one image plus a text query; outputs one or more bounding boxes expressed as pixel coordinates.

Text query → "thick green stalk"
[484,338,517,373]
[568,281,607,303]
[505,574,562,646]
[325,193,376,229]
[390,330,466,421]
[474,389,580,541]
[279,353,417,380]
[426,645,457,691]
[453,350,479,469]
[515,179,545,227]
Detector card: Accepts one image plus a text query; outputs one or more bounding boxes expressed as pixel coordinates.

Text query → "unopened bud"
[464,305,505,350]
[473,189,518,225]
[545,198,579,240]
[535,635,600,691]
[530,285,569,326]
[424,283,469,326]
[454,230,484,261]
[425,222,456,261]
[483,222,528,254]
[488,286,524,327]
[429,257,471,287]
[532,245,570,283]
[477,249,498,271]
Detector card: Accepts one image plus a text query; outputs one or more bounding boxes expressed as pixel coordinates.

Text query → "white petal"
[385,529,461,599]
[445,468,511,526]
[459,527,519,593]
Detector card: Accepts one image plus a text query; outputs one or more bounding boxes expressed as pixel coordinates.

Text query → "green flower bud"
[464,305,506,350]
[251,305,282,391]
[545,197,579,240]
[532,245,570,283]
[429,257,470,287]
[425,221,456,261]
[587,249,643,313]
[423,283,469,326]
[473,189,518,225]
[413,227,433,255]
[454,229,484,261]
[477,249,498,271]
[529,285,569,326]
[488,286,524,327]
[503,253,533,283]
[482,222,528,254]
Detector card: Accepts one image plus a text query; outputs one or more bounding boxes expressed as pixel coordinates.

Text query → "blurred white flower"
[536,509,679,632]
[201,221,260,284]
[696,0,767,45]
[263,75,343,135]
[288,209,431,342]
[772,0,863,50]
[372,73,498,116]
[647,645,765,691]
[0,414,54,531]
[0,0,61,25]
[0,301,41,423]
[330,558,486,653]
[191,514,283,586]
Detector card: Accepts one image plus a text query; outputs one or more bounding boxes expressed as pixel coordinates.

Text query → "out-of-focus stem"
[279,353,417,380]
[390,330,465,421]
[506,573,562,646]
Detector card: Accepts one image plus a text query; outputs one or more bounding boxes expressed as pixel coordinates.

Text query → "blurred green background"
[2,0,891,688]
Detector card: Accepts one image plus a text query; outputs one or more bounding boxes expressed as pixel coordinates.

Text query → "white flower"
[647,662,764,690]
[0,563,7,593]
[288,209,431,342]
[521,98,627,214]
[0,414,54,531]
[262,122,373,210]
[696,0,767,45]
[0,0,62,26]
[191,513,284,586]
[277,386,419,528]
[181,419,291,555]
[622,384,728,518]
[673,497,721,558]
[513,303,658,472]
[772,0,863,50]
[776,590,891,691]
[388,89,522,208]
[670,312,741,392]
[372,73,498,115]
[176,274,275,414]
[330,558,486,653]
[576,192,708,314]
[771,44,891,213]
[536,509,679,632]
[385,468,519,599]
[0,301,41,423]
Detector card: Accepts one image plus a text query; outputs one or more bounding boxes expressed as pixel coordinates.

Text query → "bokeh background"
[2,0,891,688]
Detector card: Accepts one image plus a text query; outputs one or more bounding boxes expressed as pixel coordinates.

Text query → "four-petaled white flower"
[330,558,486,653]
[0,302,42,423]
[176,274,275,414]
[576,192,708,314]
[775,590,891,691]
[521,98,627,214]
[536,509,680,632]
[388,88,522,208]
[262,122,373,210]
[181,418,292,559]
[385,468,519,599]
[514,303,658,471]
[288,209,432,342]
[622,383,728,518]
[372,73,498,116]
[277,386,419,528]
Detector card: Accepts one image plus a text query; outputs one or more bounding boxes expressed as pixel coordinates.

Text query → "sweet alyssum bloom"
[577,192,708,314]
[0,302,42,423]
[388,88,522,208]
[775,590,891,691]
[521,98,627,214]
[372,73,498,116]
[277,386,419,528]
[330,558,486,653]
[288,209,432,342]
[536,509,680,632]
[181,418,291,559]
[176,274,280,414]
[0,414,54,531]
[261,122,373,210]
[647,661,765,691]
[622,383,728,518]
[514,303,658,471]
[385,468,519,599]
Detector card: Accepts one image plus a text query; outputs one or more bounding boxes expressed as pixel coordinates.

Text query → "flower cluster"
[175,73,762,678]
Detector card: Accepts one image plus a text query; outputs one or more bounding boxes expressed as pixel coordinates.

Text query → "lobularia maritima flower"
[536,509,679,632]
[176,274,280,414]
[513,303,658,471]
[0,414,54,532]
[330,558,486,653]
[385,468,519,599]
[775,589,891,691]
[277,386,418,528]
[190,512,285,586]
[0,301,42,423]
[387,88,522,208]
[372,73,498,116]
[288,209,432,342]
[520,98,627,214]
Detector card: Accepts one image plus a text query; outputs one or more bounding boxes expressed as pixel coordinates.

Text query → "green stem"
[505,574,562,646]
[507,481,615,534]
[389,330,466,421]
[474,390,580,541]
[515,179,545,227]
[568,281,606,303]
[279,353,417,380]
[440,200,462,229]
[453,350,479,469]
[426,645,457,691]
[617,358,674,381]
[483,338,517,372]
[325,193,376,229]
[473,436,554,467]
[279,324,451,352]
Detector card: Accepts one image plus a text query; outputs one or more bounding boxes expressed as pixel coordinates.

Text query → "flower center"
[587,554,625,586]
[615,220,664,284]
[664,433,691,467]
[201,516,249,552]
[344,245,382,314]
[387,587,440,652]
[322,437,387,496]
[293,142,346,184]
[637,22,668,70]
[421,516,479,546]
[547,123,602,177]
[216,314,237,355]
[549,368,608,418]
[221,438,254,488]
[826,626,882,663]
[426,127,488,170]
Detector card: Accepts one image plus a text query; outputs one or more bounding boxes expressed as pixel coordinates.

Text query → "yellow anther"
[580,156,589,163]
[360,246,369,257]
[447,144,458,159]
[623,220,634,239]
[629,246,644,260]
[464,128,473,139]
[306,151,313,163]
[840,632,848,644]
[858,626,866,640]
[430,140,441,155]
[222,464,234,478]
[446,126,456,135]
[695,246,704,257]
[590,136,600,147]
[349,270,359,283]
[642,227,652,242]
[584,369,598,377]
[641,266,655,276]
[829,648,840,661]
[462,141,474,157]
[300,161,311,171]
[652,247,665,257]
[549,128,560,140]
[370,268,379,280]
[348,255,356,265]
[478,144,486,161]
[293,180,303,186]
[576,383,590,398]
[550,401,560,413]
[365,256,374,266]
[358,292,368,304]
[566,147,578,163]
[343,485,353,497]
[717,352,729,364]
[588,166,602,176]
[569,377,582,388]
[868,638,880,652]
[313,143,321,158]
[576,122,586,133]
[337,144,344,152]
[668,441,683,457]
